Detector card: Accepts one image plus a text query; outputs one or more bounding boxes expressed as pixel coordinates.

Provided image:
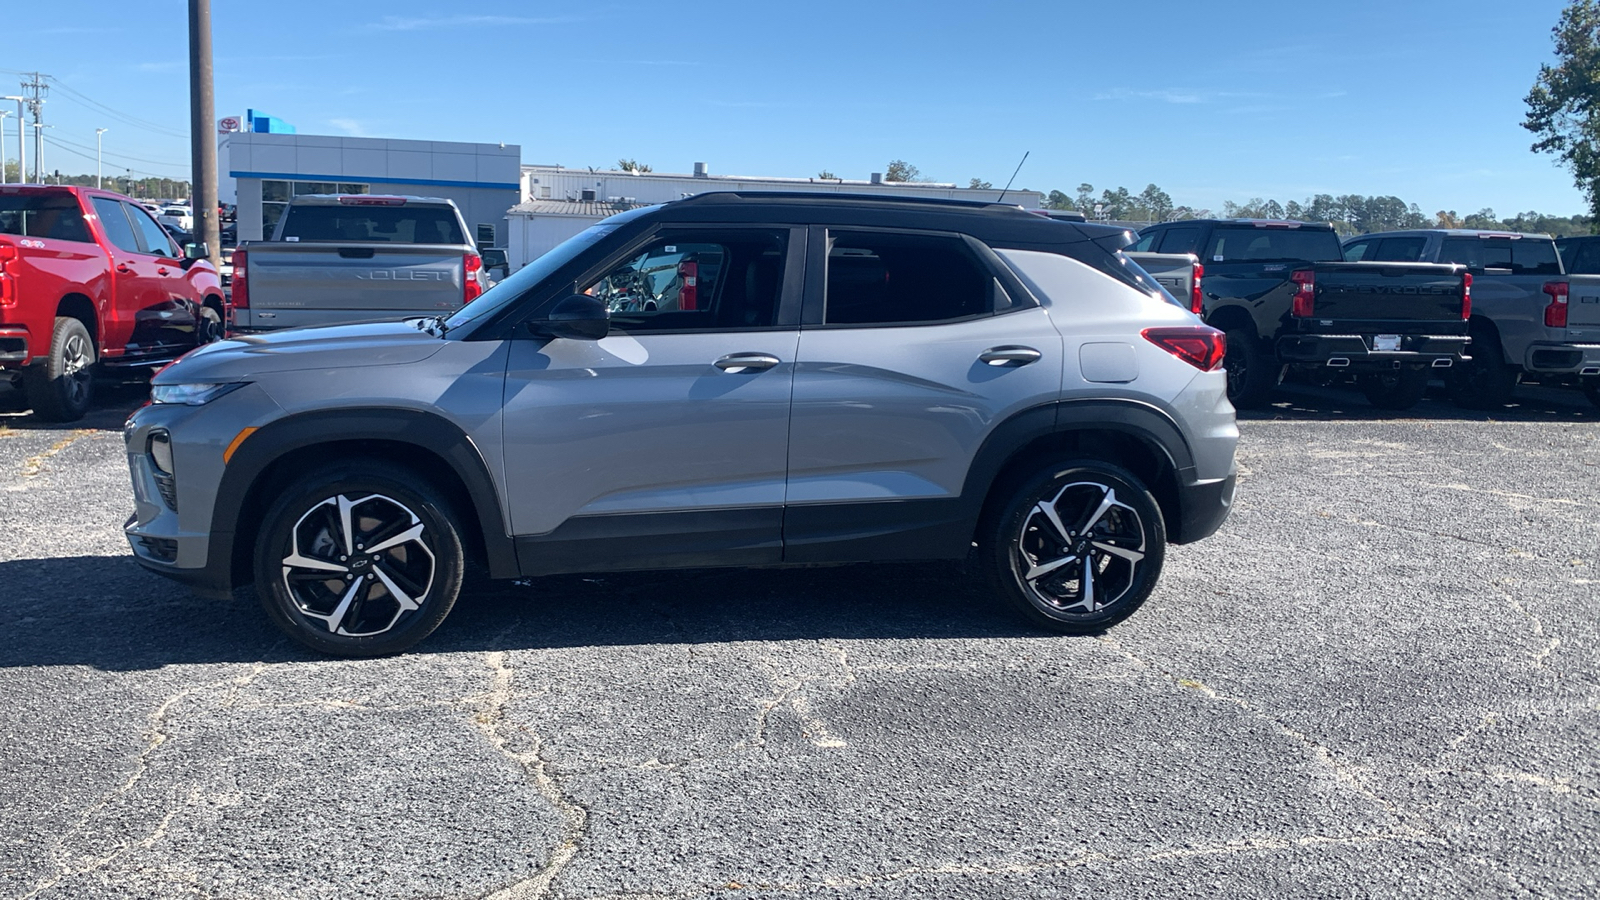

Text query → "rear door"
[501,225,805,572]
[1560,240,1600,339]
[784,227,1064,562]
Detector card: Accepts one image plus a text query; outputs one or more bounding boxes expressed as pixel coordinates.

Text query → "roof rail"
[671,191,1030,212]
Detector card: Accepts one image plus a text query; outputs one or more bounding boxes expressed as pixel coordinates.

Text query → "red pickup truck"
[0,185,227,420]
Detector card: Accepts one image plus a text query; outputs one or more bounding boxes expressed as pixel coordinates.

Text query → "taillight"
[1544,280,1569,328]
[0,242,15,308]
[678,260,698,311]
[231,248,248,309]
[1290,269,1315,317]
[1190,261,1204,315]
[463,252,484,305]
[1143,326,1227,371]
[1461,271,1472,320]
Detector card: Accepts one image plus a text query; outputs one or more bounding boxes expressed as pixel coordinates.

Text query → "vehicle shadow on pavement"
[1240,381,1600,423]
[0,556,1035,670]
[0,382,149,433]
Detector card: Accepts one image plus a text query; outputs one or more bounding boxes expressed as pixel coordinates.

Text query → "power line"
[47,78,189,140]
[40,136,180,180]
[46,131,187,168]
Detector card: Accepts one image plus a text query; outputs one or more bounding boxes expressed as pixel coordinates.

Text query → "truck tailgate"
[1309,262,1466,323]
[248,244,467,314]
[1567,274,1600,339]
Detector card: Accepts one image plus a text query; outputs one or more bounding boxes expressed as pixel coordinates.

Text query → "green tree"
[968,178,993,190]
[1074,182,1095,213]
[1045,189,1074,210]
[1526,0,1600,226]
[884,160,921,182]
[617,158,652,174]
[1138,184,1173,222]
[817,170,837,180]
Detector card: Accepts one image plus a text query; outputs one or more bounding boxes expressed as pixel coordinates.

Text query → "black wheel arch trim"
[211,408,516,588]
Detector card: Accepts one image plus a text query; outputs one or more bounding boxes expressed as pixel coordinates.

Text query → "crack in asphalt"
[742,646,858,752]
[21,663,267,899]
[475,650,589,900]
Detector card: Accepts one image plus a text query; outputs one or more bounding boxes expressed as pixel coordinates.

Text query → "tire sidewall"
[1222,326,1273,409]
[254,464,464,657]
[984,461,1167,633]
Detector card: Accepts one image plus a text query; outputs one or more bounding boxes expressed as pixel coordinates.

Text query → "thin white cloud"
[1094,88,1207,104]
[328,118,372,138]
[137,61,183,73]
[369,14,574,30]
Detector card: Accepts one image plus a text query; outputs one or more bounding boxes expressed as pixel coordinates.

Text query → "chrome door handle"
[714,353,781,373]
[978,345,1041,367]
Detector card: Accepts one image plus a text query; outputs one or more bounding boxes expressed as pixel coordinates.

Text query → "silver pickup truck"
[1343,229,1600,407]
[1125,251,1202,314]
[232,194,485,332]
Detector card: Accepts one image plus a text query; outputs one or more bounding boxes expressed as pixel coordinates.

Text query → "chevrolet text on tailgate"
[233,194,485,332]
[1131,219,1471,410]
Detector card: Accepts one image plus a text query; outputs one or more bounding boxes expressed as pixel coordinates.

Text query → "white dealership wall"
[507,163,1045,270]
[219,133,521,243]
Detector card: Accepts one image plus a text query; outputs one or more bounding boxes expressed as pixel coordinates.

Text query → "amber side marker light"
[223,427,258,465]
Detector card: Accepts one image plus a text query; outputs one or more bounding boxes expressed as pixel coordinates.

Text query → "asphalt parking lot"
[0,381,1596,899]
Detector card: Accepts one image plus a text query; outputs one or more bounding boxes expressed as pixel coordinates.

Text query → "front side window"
[125,202,179,257]
[91,196,142,254]
[823,231,991,325]
[1372,237,1427,262]
[1158,226,1202,255]
[582,229,788,332]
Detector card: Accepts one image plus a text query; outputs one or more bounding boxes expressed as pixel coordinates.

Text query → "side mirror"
[528,294,609,341]
[183,242,209,264]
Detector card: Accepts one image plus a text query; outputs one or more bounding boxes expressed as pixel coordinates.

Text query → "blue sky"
[3,0,1584,216]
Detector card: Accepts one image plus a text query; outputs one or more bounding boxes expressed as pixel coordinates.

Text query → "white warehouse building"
[506,163,1044,272]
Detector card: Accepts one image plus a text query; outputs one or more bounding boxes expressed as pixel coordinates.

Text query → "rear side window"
[1439,237,1561,274]
[278,203,466,244]
[1158,226,1202,254]
[1372,237,1426,262]
[91,196,142,254]
[1205,227,1342,262]
[0,194,92,244]
[1565,239,1600,274]
[824,231,991,325]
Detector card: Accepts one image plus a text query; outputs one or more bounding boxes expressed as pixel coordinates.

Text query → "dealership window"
[476,223,497,248]
[261,180,369,237]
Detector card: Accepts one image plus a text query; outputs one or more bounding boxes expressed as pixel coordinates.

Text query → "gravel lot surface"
[0,380,1595,899]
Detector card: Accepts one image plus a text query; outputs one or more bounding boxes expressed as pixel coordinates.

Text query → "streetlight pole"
[1,97,23,186]
[0,111,9,184]
[96,128,108,188]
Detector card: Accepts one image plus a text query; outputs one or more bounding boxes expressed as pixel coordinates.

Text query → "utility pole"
[188,0,220,262]
[1,97,22,185]
[96,128,108,188]
[19,73,47,184]
[0,111,9,184]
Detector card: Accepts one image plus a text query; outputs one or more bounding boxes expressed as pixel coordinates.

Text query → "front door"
[501,225,805,574]
[122,200,200,353]
[784,227,1066,562]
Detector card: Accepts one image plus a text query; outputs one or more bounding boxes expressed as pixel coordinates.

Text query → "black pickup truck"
[1130,219,1471,409]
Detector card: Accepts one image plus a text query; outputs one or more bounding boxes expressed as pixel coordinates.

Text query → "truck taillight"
[1461,271,1471,320]
[463,252,484,305]
[1290,269,1315,317]
[231,248,248,308]
[1190,261,1204,315]
[1143,326,1227,371]
[678,260,698,311]
[1544,280,1569,328]
[0,242,14,308]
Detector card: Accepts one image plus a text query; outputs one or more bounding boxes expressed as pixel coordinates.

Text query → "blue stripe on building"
[230,171,520,191]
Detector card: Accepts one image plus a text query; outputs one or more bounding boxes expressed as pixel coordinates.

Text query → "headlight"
[149,382,247,406]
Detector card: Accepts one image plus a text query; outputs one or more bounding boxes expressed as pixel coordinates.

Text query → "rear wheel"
[254,463,464,657]
[24,316,96,422]
[1449,327,1517,409]
[1221,326,1275,409]
[982,461,1167,634]
[1359,367,1430,411]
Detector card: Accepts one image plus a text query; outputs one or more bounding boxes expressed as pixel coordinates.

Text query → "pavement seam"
[16,428,99,479]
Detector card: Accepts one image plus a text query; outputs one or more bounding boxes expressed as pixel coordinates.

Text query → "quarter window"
[91,197,142,254]
[823,231,991,325]
[581,229,789,332]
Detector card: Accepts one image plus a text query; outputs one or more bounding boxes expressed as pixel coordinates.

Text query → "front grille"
[137,535,178,563]
[154,472,178,511]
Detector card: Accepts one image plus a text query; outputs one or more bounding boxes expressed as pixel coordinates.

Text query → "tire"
[24,316,96,422]
[1448,327,1517,409]
[1221,326,1275,409]
[1585,380,1600,410]
[254,462,464,657]
[1359,368,1430,411]
[197,304,224,345]
[982,460,1167,635]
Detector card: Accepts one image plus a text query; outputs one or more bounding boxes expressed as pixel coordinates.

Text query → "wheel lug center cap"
[349,557,371,573]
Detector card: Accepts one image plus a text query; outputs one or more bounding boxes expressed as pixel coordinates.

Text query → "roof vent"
[693,161,709,178]
[580,188,596,202]
[870,172,883,184]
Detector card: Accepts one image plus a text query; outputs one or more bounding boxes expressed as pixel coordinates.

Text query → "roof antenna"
[995,151,1030,204]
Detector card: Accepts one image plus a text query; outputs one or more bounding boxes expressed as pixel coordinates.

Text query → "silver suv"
[123,193,1239,656]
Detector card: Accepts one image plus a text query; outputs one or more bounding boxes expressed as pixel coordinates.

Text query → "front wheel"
[254,463,464,657]
[24,316,96,422]
[982,461,1167,634]
[197,305,224,344]
[1359,368,1430,411]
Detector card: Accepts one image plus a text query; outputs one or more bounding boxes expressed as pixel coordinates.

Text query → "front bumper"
[1275,333,1469,370]
[1523,342,1600,375]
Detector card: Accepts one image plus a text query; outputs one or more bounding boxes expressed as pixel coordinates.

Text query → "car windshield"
[443,216,636,330]
[1205,227,1342,262]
